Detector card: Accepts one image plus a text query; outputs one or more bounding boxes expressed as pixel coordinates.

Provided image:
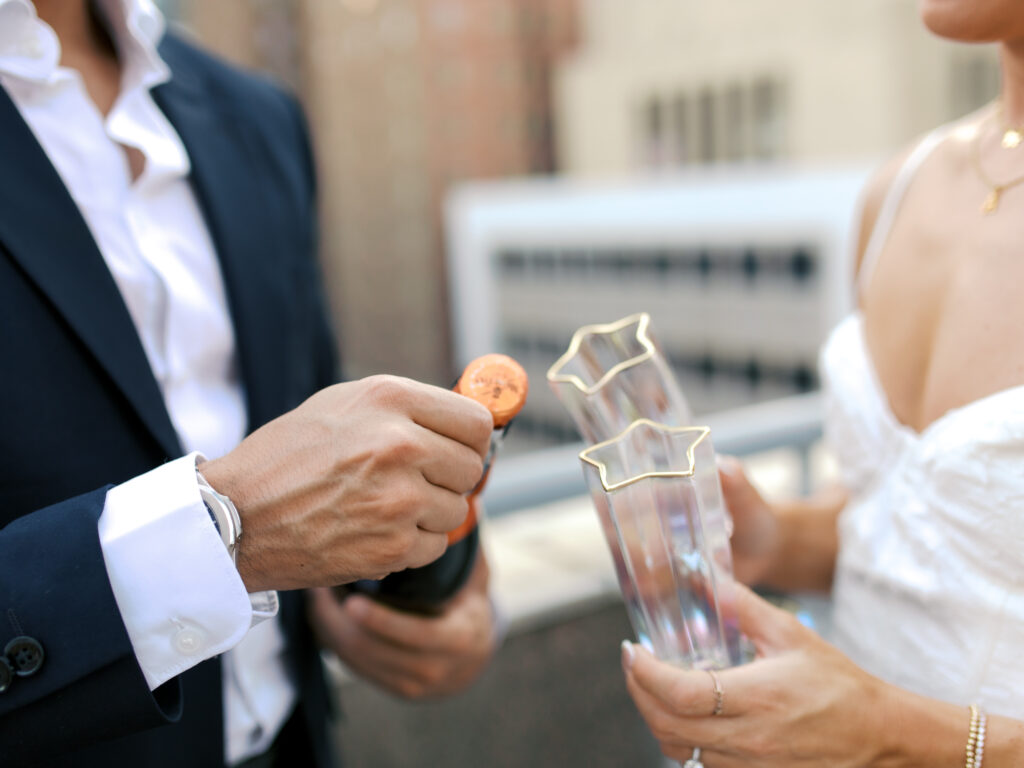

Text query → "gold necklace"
[1003,126,1023,149]
[971,111,1024,214]
[997,104,1024,149]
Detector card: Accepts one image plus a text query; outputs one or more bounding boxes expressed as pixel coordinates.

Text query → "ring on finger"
[707,668,724,716]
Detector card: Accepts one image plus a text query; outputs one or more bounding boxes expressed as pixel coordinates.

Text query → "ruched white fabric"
[822,123,1024,718]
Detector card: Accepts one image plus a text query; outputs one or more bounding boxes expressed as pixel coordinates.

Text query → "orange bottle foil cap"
[455,354,529,427]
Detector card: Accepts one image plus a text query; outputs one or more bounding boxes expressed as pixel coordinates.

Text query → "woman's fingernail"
[621,640,636,670]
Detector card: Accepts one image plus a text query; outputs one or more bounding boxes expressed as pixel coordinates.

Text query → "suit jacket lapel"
[152,46,290,432]
[0,87,182,459]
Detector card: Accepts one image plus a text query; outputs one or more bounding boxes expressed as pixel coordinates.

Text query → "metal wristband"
[196,470,242,565]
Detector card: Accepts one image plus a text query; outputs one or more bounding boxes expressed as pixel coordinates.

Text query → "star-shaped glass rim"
[546,312,655,395]
[579,419,711,492]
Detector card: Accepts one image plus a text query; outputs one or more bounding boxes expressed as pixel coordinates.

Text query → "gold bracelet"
[965,704,987,768]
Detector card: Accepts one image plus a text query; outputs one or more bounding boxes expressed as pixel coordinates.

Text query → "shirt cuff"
[98,452,278,690]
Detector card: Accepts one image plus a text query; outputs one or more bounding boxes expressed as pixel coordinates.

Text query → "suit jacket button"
[5,636,44,677]
[0,656,12,692]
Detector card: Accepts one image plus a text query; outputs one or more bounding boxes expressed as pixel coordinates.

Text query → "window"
[642,96,667,168]
[751,77,785,160]
[697,88,716,164]
[722,84,745,162]
[671,94,691,165]
[638,77,788,169]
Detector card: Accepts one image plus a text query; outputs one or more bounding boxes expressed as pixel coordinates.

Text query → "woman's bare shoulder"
[855,109,992,276]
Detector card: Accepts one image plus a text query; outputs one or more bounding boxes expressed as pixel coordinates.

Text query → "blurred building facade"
[182,0,578,384]
[556,0,1000,176]
[177,0,999,388]
[446,168,867,450]
[446,0,1000,449]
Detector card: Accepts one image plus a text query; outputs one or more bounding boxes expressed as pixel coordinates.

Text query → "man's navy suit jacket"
[0,34,337,767]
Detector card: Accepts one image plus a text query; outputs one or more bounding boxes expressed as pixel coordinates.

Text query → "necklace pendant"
[982,188,1002,215]
[1002,129,1022,150]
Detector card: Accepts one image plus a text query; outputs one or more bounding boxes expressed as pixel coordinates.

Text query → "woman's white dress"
[820,126,1024,718]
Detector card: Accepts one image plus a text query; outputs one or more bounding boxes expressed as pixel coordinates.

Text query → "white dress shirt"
[0,0,297,762]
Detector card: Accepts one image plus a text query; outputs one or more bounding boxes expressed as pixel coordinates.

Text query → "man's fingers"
[329,599,451,696]
[308,587,359,647]
[345,595,454,650]
[416,428,485,494]
[395,379,492,459]
[403,528,450,570]
[309,586,337,616]
[414,484,470,535]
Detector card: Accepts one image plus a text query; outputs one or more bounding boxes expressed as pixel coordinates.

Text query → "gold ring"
[707,669,724,716]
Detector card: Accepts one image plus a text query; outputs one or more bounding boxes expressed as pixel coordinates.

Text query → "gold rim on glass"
[579,419,711,492]
[546,312,656,394]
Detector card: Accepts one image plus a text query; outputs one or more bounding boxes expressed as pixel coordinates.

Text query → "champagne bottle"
[339,354,528,614]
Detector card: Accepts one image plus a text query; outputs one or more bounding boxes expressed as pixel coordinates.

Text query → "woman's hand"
[719,457,846,592]
[622,584,895,767]
[307,555,497,699]
[718,457,780,586]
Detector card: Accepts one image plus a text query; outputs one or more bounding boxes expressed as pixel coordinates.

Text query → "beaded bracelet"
[965,704,987,768]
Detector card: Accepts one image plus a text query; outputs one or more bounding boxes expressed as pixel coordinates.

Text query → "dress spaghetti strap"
[857,126,954,296]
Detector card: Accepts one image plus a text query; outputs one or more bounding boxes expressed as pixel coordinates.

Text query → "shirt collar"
[0,0,168,89]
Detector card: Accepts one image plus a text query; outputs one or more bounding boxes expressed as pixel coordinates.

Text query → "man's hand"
[201,375,493,592]
[308,555,497,699]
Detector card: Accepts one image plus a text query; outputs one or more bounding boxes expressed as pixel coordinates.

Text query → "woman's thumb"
[726,582,802,655]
